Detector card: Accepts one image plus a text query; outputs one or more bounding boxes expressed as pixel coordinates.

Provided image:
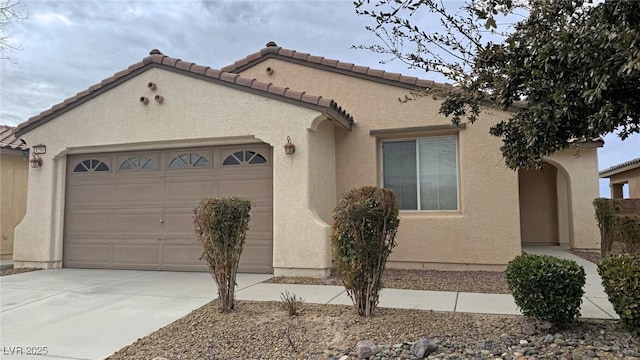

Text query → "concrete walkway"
[0,246,618,359]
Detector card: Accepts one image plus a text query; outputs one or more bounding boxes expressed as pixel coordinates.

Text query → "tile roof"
[221,43,456,92]
[599,157,640,178]
[15,50,354,136]
[0,125,27,150]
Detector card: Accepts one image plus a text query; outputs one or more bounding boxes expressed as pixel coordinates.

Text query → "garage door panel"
[66,213,113,234]
[219,178,271,200]
[114,213,163,233]
[113,244,159,266]
[165,181,218,202]
[161,244,206,269]
[115,183,164,203]
[247,212,272,233]
[66,184,113,206]
[163,212,197,234]
[64,243,112,264]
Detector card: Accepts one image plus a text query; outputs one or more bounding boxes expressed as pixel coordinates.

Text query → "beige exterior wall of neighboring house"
[239,58,524,269]
[607,167,640,198]
[14,67,338,277]
[0,150,28,259]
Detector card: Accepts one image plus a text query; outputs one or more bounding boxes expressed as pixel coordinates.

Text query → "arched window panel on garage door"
[222,150,268,166]
[168,153,211,169]
[119,156,158,171]
[72,159,110,173]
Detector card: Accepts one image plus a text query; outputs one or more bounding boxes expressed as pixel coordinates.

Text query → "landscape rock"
[410,337,438,358]
[356,339,377,359]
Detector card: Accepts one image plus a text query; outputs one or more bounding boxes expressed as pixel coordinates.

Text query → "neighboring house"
[12,43,602,277]
[0,125,28,260]
[600,158,640,199]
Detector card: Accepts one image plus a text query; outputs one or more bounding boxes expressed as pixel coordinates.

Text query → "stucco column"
[13,151,64,268]
[270,117,336,278]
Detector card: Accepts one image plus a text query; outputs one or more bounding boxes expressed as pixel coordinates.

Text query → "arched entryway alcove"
[518,162,571,246]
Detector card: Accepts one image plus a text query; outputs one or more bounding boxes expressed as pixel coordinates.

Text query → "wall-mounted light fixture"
[30,154,42,168]
[284,136,295,155]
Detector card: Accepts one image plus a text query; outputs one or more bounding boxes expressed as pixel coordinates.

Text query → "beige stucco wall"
[240,59,523,269]
[547,147,601,250]
[14,67,336,276]
[0,150,28,259]
[608,167,640,198]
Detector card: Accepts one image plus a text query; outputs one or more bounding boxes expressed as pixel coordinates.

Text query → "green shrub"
[612,214,640,253]
[331,186,400,317]
[194,197,251,312]
[593,198,621,256]
[598,254,640,334]
[506,254,585,324]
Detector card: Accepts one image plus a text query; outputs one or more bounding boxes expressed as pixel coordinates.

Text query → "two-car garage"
[63,144,273,273]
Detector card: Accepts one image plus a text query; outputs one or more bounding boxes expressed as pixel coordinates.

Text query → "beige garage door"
[63,145,273,272]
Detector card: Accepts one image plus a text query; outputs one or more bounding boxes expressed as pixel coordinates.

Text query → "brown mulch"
[0,267,41,276]
[265,268,511,294]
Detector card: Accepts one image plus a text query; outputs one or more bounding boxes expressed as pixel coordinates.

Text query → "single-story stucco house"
[0,125,28,260]
[600,158,640,199]
[12,43,602,277]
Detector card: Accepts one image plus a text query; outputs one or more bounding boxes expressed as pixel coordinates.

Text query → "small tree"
[593,198,621,257]
[194,197,251,312]
[331,186,400,317]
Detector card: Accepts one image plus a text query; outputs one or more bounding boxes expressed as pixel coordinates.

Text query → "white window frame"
[380,135,460,212]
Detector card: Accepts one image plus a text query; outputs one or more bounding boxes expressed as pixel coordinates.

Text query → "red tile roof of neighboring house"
[16,50,354,136]
[221,42,456,92]
[599,157,640,178]
[0,125,27,150]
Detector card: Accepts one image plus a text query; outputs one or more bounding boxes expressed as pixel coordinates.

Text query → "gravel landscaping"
[265,268,511,294]
[108,300,639,360]
[571,242,627,264]
[0,267,41,276]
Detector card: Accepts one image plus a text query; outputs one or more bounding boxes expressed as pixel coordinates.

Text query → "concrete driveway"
[0,269,271,360]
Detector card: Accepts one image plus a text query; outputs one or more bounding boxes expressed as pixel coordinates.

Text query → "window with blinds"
[382,136,458,211]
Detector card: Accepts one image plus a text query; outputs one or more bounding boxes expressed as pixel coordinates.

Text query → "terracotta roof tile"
[268,85,288,96]
[220,72,239,83]
[382,72,402,82]
[0,125,27,150]
[399,75,418,86]
[251,80,271,92]
[205,68,222,79]
[292,51,309,61]
[128,61,145,71]
[278,49,295,57]
[175,60,193,71]
[336,62,354,71]
[235,76,254,88]
[415,79,435,88]
[366,69,385,78]
[190,64,208,75]
[301,93,320,105]
[306,55,324,64]
[161,56,180,66]
[284,89,304,101]
[15,49,354,135]
[351,65,369,74]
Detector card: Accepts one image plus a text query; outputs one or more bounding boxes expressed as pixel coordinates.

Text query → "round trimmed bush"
[506,254,585,324]
[598,254,640,335]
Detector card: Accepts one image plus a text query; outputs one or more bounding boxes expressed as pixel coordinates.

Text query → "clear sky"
[1,0,638,197]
